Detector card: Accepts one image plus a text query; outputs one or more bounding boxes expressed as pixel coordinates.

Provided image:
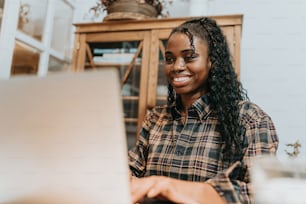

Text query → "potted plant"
[89,0,174,21]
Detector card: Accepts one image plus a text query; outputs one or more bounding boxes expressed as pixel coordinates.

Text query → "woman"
[128,17,279,204]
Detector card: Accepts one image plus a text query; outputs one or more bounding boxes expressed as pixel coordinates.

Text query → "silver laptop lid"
[0,69,131,203]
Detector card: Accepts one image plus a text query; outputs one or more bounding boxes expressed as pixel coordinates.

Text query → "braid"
[167,17,248,158]
[167,84,175,105]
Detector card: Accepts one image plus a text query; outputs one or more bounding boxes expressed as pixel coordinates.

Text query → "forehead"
[166,33,207,51]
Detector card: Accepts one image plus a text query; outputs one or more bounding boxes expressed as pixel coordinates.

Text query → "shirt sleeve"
[206,112,279,204]
[128,109,154,177]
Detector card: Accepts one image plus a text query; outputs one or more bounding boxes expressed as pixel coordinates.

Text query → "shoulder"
[238,100,272,124]
[238,101,279,154]
[146,105,171,118]
[142,105,172,127]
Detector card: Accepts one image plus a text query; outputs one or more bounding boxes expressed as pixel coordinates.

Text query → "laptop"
[0,68,132,203]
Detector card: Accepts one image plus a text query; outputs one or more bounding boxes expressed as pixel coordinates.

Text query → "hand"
[130,176,199,204]
[130,176,227,204]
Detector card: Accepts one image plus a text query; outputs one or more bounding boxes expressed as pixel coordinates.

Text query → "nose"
[172,58,186,71]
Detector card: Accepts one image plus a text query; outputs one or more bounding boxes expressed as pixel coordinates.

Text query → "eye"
[184,53,198,62]
[165,55,175,64]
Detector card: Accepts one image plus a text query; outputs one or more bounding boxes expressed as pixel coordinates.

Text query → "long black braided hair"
[167,17,248,158]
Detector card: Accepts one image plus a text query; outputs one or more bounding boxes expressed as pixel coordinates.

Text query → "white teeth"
[174,77,189,82]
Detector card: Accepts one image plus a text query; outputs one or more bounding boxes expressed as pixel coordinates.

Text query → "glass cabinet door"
[85,39,146,149]
[89,41,141,146]
[156,39,168,107]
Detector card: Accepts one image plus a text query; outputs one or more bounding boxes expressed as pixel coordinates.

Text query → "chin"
[173,88,190,95]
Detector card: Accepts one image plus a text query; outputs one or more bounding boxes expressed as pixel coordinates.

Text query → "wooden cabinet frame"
[71,15,243,140]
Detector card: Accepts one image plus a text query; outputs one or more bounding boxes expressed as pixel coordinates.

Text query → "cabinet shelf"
[124,118,138,123]
[85,62,141,68]
[122,96,139,100]
[156,96,167,101]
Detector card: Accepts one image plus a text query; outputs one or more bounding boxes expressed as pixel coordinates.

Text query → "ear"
[207,58,212,70]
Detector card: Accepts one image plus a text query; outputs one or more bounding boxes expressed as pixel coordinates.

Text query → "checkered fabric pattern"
[128,95,279,204]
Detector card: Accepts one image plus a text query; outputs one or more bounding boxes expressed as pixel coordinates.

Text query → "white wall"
[74,0,306,160]
[203,0,306,160]
[169,0,306,160]
[73,0,108,23]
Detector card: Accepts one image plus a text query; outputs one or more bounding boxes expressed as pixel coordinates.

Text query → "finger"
[146,177,171,198]
[130,177,155,203]
[147,177,197,204]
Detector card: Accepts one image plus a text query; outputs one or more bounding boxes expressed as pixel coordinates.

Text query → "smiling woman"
[128,17,279,204]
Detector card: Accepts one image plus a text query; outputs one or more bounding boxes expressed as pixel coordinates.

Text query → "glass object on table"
[252,156,306,204]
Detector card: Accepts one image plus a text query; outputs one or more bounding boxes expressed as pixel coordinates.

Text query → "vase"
[104,0,158,21]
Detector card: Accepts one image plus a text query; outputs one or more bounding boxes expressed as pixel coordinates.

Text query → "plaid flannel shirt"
[128,95,279,204]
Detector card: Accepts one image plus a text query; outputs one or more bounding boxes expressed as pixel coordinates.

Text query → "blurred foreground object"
[252,156,306,204]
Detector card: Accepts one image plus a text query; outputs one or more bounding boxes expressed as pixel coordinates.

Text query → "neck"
[180,93,203,110]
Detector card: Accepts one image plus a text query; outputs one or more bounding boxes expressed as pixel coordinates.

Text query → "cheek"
[193,63,211,81]
[164,65,171,78]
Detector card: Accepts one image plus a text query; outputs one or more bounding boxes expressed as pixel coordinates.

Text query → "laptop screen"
[0,69,131,203]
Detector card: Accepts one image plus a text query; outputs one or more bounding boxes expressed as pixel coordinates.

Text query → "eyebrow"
[182,49,195,54]
[165,48,195,55]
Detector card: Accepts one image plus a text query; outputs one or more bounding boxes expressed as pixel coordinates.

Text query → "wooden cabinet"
[71,15,243,146]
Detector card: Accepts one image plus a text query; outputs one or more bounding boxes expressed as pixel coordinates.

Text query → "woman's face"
[165,32,211,99]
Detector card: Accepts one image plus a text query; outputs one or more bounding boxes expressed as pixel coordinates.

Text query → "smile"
[172,76,191,87]
[173,76,190,82]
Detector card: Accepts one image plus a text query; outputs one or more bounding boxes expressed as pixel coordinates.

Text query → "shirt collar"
[171,94,212,121]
